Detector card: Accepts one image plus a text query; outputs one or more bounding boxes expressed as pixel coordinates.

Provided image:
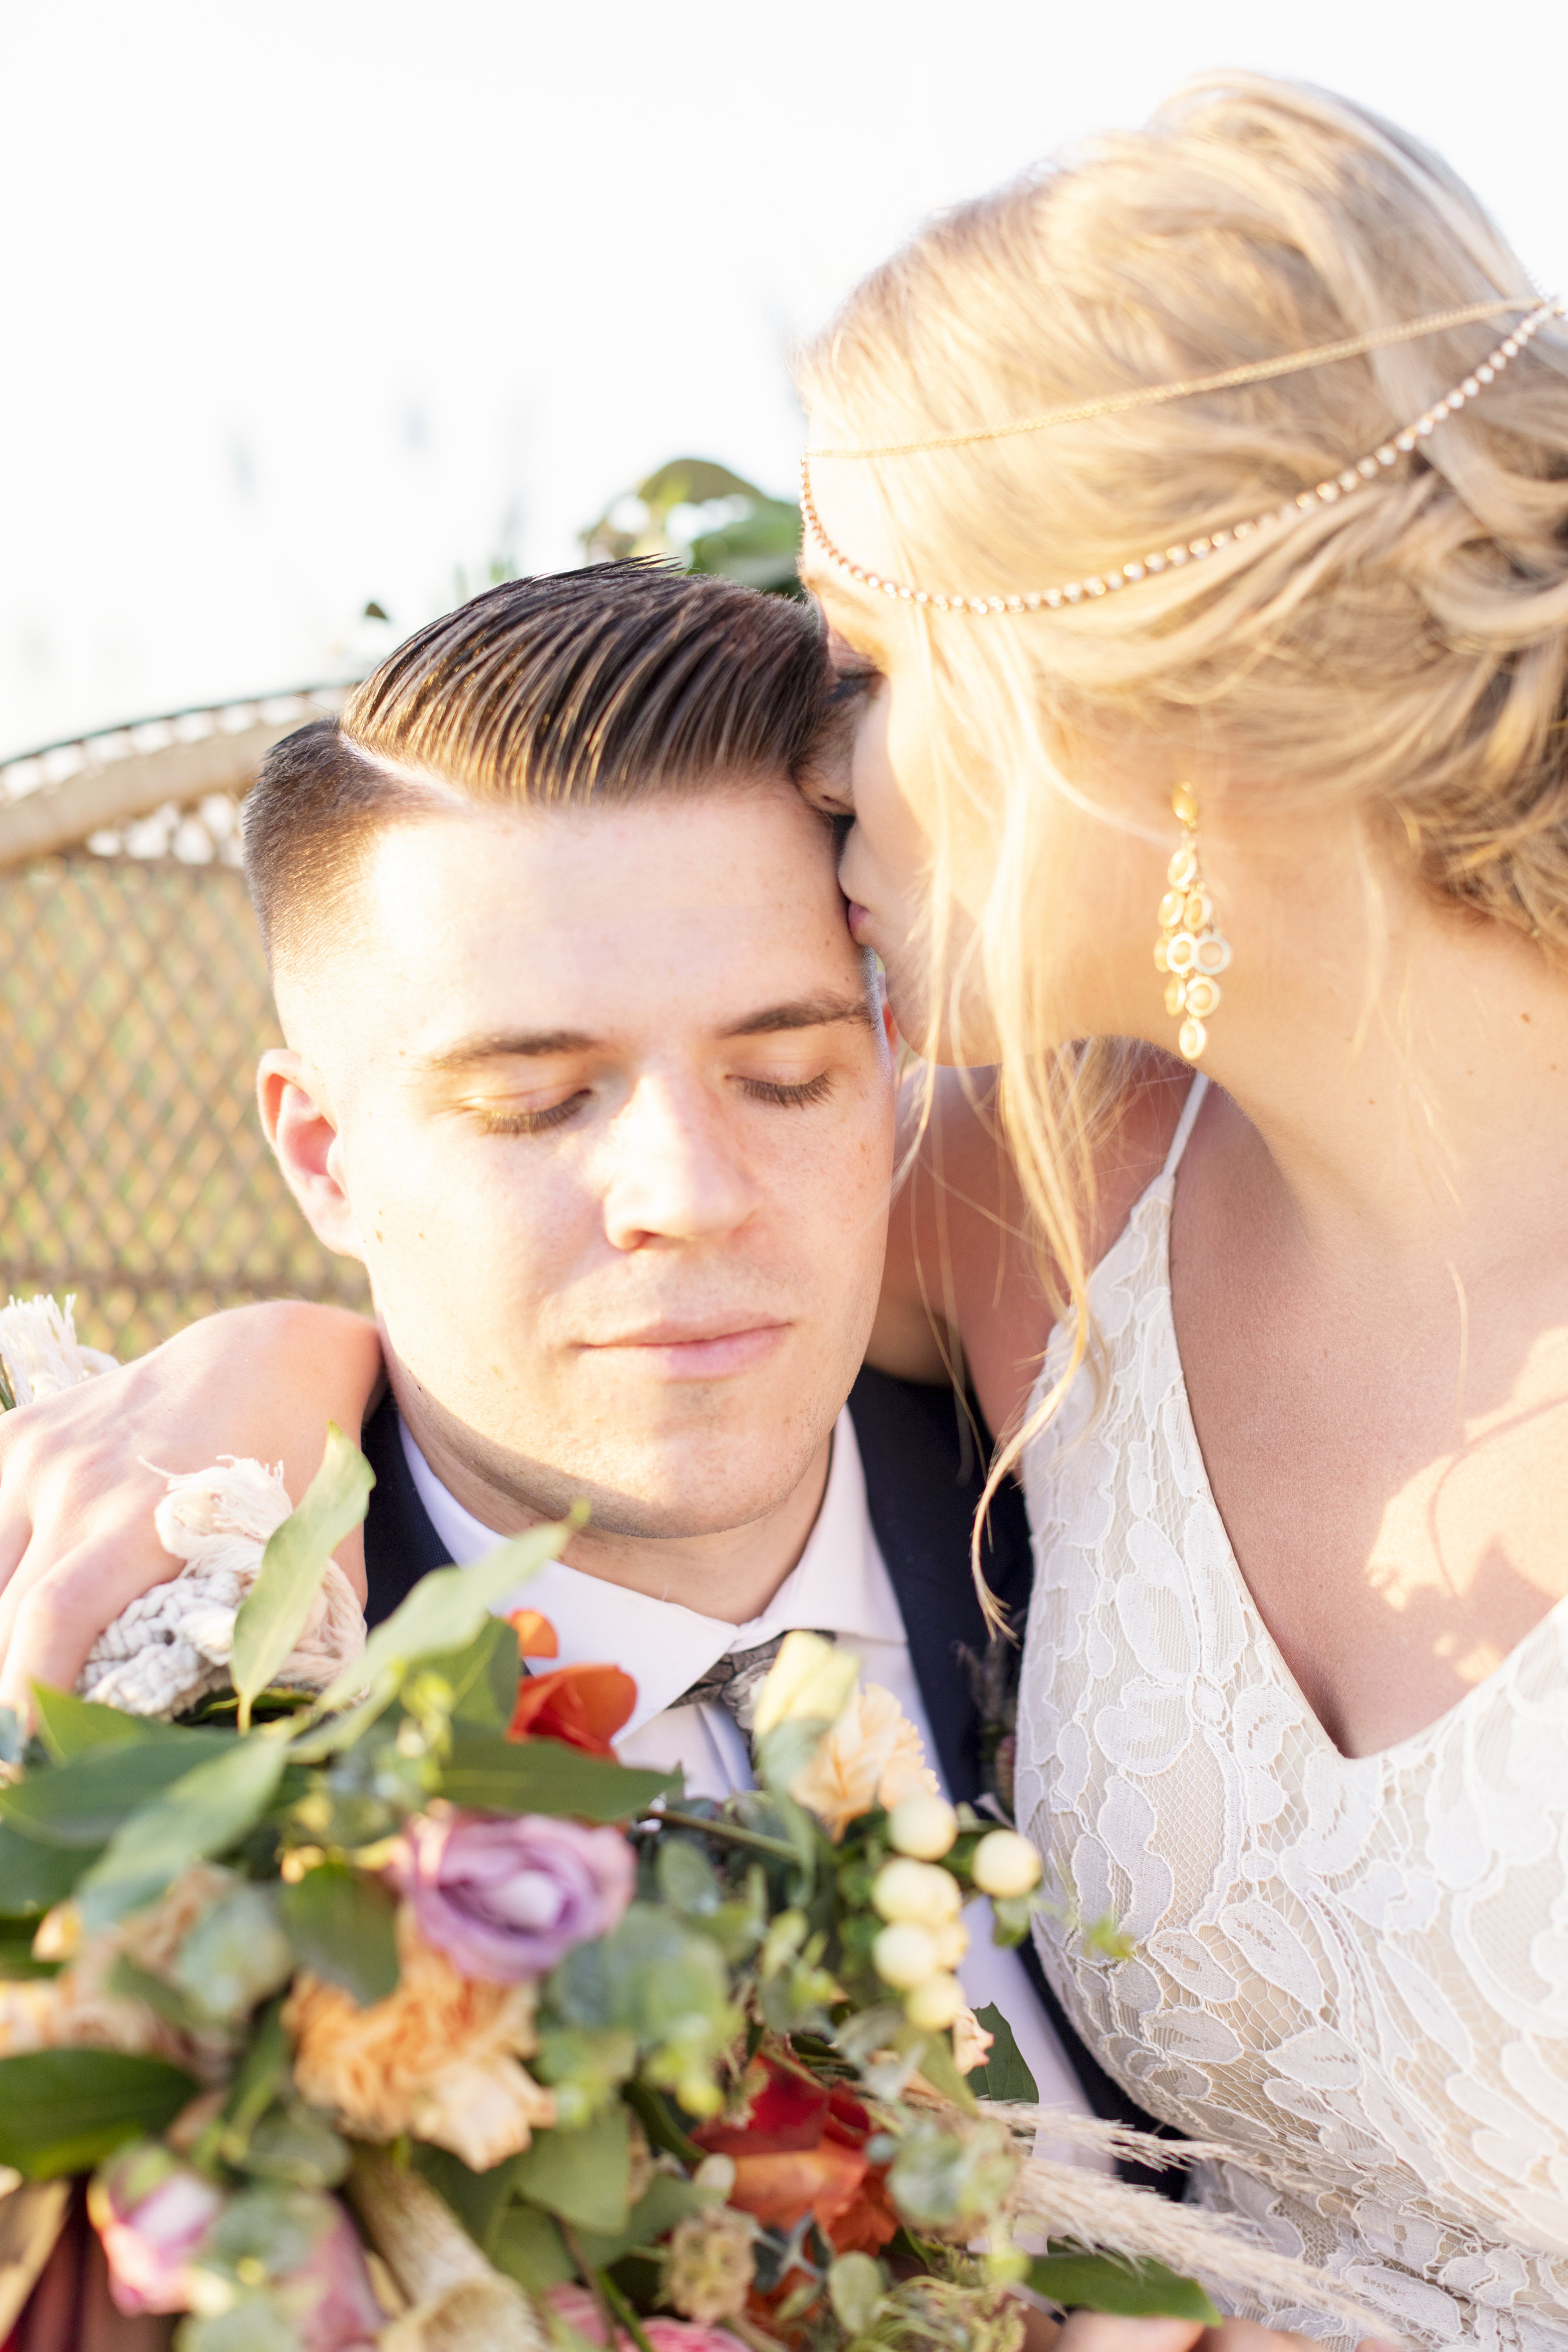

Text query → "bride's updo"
[797,76,1568,1467]
[798,73,1568,945]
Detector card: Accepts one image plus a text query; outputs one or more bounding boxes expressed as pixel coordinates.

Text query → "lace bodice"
[1015,1078,1568,2349]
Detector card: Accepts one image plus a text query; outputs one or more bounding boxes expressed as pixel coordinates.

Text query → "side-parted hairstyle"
[245,563,828,966]
[795,73,1568,1537]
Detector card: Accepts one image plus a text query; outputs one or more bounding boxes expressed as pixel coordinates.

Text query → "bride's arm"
[0,1300,383,1715]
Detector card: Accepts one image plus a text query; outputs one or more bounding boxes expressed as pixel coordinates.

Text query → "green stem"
[600,2272,659,2352]
[654,1808,799,1862]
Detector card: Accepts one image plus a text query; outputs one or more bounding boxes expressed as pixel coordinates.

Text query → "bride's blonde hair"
[795,73,1568,1532]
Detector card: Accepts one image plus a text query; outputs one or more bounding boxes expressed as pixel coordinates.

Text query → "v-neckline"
[1145,1149,1568,1771]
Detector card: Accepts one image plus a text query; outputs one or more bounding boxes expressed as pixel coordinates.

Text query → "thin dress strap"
[1160,1073,1210,1180]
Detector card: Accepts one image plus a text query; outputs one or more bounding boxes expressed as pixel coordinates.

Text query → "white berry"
[872,1922,939,1989]
[970,1829,1042,1899]
[888,1794,959,1860]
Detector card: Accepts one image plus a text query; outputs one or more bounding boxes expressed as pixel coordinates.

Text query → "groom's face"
[264,780,896,1539]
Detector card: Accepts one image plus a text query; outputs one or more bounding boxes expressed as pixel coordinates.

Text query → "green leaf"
[314,1517,578,1715]
[489,2202,575,2293]
[232,1424,374,1732]
[279,1861,399,2006]
[0,1730,230,1848]
[0,2049,198,2176]
[411,2144,522,2254]
[908,2026,977,2114]
[438,1730,674,1823]
[511,2102,630,2233]
[968,2002,1039,2104]
[31,1685,191,1761]
[0,1820,94,1912]
[575,2172,709,2269]
[215,2002,290,2166]
[435,1617,522,1730]
[75,1729,291,1929]
[1027,2251,1220,2323]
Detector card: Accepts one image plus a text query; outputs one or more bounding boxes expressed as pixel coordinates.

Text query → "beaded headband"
[800,295,1563,616]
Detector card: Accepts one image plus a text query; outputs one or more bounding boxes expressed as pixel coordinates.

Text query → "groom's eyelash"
[475,1072,835,1131]
[476,1093,590,1136]
[741,1072,834,1109]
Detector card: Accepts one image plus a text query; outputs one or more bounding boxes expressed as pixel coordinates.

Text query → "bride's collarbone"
[1171,1135,1568,1759]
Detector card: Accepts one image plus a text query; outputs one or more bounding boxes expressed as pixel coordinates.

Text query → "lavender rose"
[388,1808,636,1980]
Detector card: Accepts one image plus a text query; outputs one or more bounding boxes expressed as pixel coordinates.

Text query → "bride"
[4,72,1567,2351]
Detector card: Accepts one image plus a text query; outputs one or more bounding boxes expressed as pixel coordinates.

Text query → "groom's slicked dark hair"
[245,562,827,966]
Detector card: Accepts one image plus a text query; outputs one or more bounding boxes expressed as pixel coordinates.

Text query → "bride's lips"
[583,1322,788,1380]
[846,900,874,945]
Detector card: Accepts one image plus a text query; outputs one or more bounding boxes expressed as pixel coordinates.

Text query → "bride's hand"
[0,1301,384,1719]
[1024,2316,1398,2352]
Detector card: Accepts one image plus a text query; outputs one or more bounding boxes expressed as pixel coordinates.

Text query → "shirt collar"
[400,1408,898,1735]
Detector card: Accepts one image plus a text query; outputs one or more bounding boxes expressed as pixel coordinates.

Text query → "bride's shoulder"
[867,1048,1191,1427]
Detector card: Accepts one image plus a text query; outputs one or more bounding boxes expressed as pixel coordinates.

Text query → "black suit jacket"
[361,1369,1168,2183]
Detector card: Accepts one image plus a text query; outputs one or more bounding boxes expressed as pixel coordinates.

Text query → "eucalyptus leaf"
[280,1861,399,2006]
[511,2100,630,2233]
[31,1684,191,1761]
[438,1730,674,1823]
[75,1729,292,1929]
[489,2203,575,2293]
[0,1820,95,1912]
[575,2171,709,2269]
[0,1732,230,1848]
[411,2143,522,2254]
[1028,2250,1219,2324]
[968,2002,1039,2104]
[314,1516,579,1714]
[231,1424,374,1732]
[0,2049,197,2176]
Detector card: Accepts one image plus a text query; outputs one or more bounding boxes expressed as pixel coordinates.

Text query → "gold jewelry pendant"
[1153,783,1231,1060]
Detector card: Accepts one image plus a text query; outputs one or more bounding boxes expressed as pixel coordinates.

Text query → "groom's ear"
[258,1050,366,1264]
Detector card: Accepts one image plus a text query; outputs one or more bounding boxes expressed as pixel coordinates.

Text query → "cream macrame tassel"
[0,1296,366,1720]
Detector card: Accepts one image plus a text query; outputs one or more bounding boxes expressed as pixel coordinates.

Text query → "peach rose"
[2,1865,240,2080]
[283,1905,556,2171]
[790,1684,940,1841]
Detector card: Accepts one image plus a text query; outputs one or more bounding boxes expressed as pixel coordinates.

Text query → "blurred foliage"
[581,457,803,597]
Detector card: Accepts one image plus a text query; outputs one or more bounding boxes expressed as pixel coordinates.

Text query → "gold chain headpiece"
[800,296,1562,616]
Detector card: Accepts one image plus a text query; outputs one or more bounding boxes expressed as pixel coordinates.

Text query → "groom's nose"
[600,1073,761,1249]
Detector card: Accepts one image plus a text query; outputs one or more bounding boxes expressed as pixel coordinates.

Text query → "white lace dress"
[1015,1076,1568,2349]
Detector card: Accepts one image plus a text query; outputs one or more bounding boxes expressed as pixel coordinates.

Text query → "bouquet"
[0,1302,1340,2349]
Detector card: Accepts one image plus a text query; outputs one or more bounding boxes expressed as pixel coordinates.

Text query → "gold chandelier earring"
[1154,783,1232,1061]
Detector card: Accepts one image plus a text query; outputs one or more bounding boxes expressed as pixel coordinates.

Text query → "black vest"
[361,1369,1168,2182]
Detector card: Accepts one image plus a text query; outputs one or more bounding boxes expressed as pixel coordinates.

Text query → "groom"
[246,563,1155,2169]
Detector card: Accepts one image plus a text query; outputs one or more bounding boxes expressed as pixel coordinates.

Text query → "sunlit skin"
[800,448,1568,1772]
[260,781,896,1622]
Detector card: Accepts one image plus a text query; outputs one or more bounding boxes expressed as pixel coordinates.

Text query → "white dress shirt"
[403,1407,1102,2154]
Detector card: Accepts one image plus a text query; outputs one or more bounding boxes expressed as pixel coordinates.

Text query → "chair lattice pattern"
[1,768,369,1363]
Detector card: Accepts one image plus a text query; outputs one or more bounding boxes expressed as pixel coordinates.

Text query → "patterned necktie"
[675,1629,838,1761]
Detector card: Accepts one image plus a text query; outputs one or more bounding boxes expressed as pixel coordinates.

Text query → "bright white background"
[3,0,1564,761]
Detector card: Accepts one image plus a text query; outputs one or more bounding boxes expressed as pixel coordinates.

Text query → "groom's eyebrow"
[425,1029,597,1070]
[720,991,876,1039]
[425,993,874,1071]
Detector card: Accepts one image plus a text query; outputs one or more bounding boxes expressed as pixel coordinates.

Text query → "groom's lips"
[584,1320,788,1380]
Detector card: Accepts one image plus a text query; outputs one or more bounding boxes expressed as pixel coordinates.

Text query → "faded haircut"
[244,563,829,965]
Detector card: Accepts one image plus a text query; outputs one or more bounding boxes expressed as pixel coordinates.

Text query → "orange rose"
[694,2058,899,2257]
[282,1905,555,2171]
[507,1661,637,1754]
[506,1609,559,1659]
